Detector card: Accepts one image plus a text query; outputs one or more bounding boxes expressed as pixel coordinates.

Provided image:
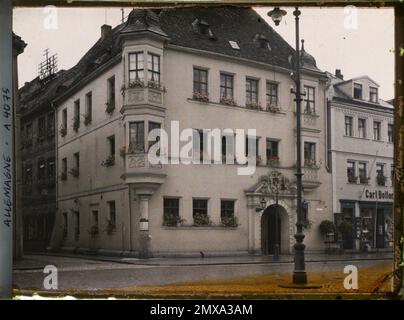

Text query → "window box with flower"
[377,174,387,186]
[163,214,185,227]
[304,158,317,168]
[83,113,92,126]
[69,168,79,178]
[220,97,237,106]
[72,117,80,132]
[193,92,209,103]
[101,155,115,167]
[266,104,281,113]
[105,220,116,235]
[60,172,67,181]
[105,100,115,115]
[267,156,280,167]
[246,101,261,110]
[59,126,67,137]
[193,212,212,227]
[89,225,99,238]
[221,216,238,228]
[347,174,358,183]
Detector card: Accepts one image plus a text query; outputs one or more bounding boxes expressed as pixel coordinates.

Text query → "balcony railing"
[301,166,321,190]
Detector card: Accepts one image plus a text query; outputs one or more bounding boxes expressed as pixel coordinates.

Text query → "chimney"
[335,69,344,80]
[101,24,112,40]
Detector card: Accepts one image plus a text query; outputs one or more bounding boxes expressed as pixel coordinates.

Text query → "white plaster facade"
[328,72,394,251]
[51,10,333,257]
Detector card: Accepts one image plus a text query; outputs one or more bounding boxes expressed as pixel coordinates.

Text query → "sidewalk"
[13,251,393,270]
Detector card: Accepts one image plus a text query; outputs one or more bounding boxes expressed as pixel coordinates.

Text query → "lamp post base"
[279,282,322,289]
[293,271,308,285]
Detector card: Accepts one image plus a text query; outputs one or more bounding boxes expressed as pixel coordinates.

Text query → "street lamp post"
[268,7,307,285]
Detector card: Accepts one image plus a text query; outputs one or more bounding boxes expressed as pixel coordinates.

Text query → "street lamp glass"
[267,7,287,26]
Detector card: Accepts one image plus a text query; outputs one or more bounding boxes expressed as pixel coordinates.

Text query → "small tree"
[319,220,335,236]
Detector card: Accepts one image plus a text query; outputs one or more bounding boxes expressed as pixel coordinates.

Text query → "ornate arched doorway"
[261,204,289,255]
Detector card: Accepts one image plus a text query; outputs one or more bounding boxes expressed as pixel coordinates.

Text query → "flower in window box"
[266,103,281,113]
[88,225,99,238]
[220,97,237,106]
[267,156,280,166]
[83,113,92,126]
[105,100,115,115]
[68,168,79,177]
[128,143,145,154]
[246,101,262,110]
[128,79,145,89]
[193,212,212,227]
[377,173,387,186]
[347,174,358,183]
[163,214,184,227]
[101,155,115,167]
[221,216,238,227]
[105,220,116,235]
[72,117,80,132]
[59,126,67,137]
[192,92,209,103]
[304,108,316,116]
[304,158,317,167]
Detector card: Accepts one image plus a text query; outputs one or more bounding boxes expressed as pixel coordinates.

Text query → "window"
[92,210,99,228]
[193,199,209,225]
[107,76,115,104]
[85,92,92,123]
[61,158,67,180]
[62,109,67,130]
[391,164,395,184]
[388,124,394,143]
[74,211,80,240]
[37,159,46,183]
[266,82,278,107]
[354,83,363,99]
[358,162,368,184]
[220,73,234,101]
[246,78,258,105]
[62,212,68,239]
[26,122,33,140]
[47,112,54,136]
[193,130,205,162]
[304,142,316,166]
[163,198,180,226]
[129,52,144,81]
[266,139,279,164]
[345,116,353,136]
[73,152,80,176]
[193,68,208,96]
[358,118,366,138]
[221,200,235,226]
[376,163,386,186]
[347,161,356,183]
[370,87,378,103]
[147,53,160,83]
[246,136,259,158]
[47,158,55,185]
[221,134,235,162]
[304,86,315,114]
[73,99,80,130]
[24,163,32,193]
[148,122,161,150]
[108,201,116,228]
[38,117,46,141]
[129,121,145,153]
[108,135,115,156]
[373,121,381,141]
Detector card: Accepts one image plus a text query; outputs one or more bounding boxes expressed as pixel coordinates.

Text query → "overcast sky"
[13,6,394,99]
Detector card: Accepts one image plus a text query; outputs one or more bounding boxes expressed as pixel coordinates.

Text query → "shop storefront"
[338,191,393,251]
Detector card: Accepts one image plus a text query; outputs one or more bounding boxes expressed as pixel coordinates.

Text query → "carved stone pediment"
[245,170,297,197]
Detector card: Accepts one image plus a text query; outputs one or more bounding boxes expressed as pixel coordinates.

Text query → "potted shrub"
[319,220,336,236]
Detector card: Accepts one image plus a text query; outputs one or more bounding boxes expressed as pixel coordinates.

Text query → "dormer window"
[370,87,378,103]
[353,83,362,99]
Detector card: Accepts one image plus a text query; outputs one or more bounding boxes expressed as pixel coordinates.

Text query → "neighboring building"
[18,67,73,252]
[327,70,394,252]
[49,7,332,257]
[12,33,27,259]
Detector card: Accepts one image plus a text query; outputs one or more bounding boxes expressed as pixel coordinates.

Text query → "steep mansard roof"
[20,7,323,108]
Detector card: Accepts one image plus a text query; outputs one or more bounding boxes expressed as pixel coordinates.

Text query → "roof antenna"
[121,8,124,23]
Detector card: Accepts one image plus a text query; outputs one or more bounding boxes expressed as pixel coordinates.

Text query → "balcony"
[123,152,166,186]
[299,165,321,190]
[122,80,165,111]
